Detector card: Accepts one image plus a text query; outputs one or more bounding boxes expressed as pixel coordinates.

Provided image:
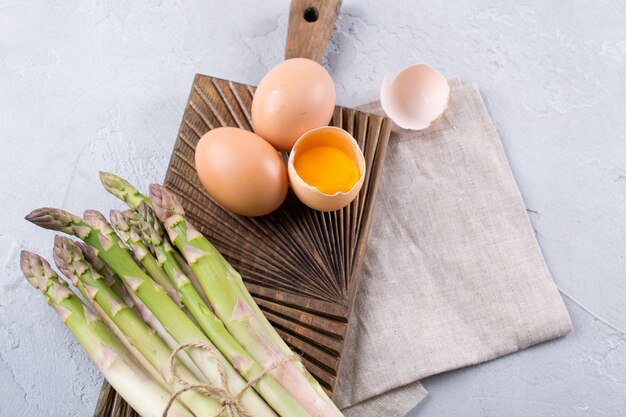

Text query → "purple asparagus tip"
[20,250,39,287]
[149,184,184,222]
[109,209,127,230]
[25,207,83,233]
[52,235,86,285]
[53,235,69,269]
[84,210,115,235]
[76,241,97,261]
[20,250,56,290]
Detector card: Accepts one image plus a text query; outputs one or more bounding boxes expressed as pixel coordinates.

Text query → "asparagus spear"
[109,209,182,306]
[25,207,278,417]
[52,236,224,417]
[19,251,193,417]
[138,202,312,417]
[131,289,209,384]
[172,247,210,305]
[99,171,150,210]
[149,185,344,417]
[75,241,126,299]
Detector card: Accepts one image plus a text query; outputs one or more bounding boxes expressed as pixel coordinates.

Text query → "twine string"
[162,342,298,417]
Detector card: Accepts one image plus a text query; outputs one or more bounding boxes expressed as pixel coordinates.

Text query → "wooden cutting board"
[95,0,391,414]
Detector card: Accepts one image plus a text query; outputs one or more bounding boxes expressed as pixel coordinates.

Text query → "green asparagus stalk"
[75,241,126,299]
[74,240,180,391]
[52,236,224,417]
[123,282,208,384]
[78,239,205,383]
[138,202,313,417]
[19,251,193,417]
[172,249,210,305]
[149,185,344,417]
[62,242,170,389]
[78,238,201,380]
[99,171,150,210]
[109,209,182,306]
[25,207,278,417]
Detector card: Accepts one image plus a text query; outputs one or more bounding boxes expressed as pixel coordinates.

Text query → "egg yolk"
[294,145,360,194]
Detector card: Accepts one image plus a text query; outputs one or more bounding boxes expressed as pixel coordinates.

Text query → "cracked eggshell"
[288,126,365,212]
[380,64,450,130]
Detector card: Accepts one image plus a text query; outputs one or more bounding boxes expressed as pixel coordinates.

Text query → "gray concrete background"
[1,0,625,415]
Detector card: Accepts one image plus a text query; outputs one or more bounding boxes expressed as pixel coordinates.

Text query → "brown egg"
[251,58,336,152]
[194,127,288,216]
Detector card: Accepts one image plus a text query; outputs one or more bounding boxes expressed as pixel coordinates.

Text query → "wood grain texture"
[284,0,342,61]
[94,74,390,416]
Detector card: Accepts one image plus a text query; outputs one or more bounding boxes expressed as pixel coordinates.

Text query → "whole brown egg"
[251,58,336,152]
[194,127,288,216]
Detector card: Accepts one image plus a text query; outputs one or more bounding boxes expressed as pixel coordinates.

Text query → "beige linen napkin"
[334,78,572,416]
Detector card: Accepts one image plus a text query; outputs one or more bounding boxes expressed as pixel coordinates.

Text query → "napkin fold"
[334,78,572,416]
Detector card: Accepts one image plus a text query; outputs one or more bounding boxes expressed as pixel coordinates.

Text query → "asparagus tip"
[24,210,37,222]
[53,234,75,249]
[84,209,106,222]
[75,241,101,267]
[52,236,70,277]
[109,209,126,229]
[19,250,32,265]
[148,184,184,221]
[121,210,139,225]
[99,172,149,211]
[52,235,83,285]
[137,202,164,246]
[20,250,55,290]
[99,171,126,191]
[20,250,39,286]
[84,210,115,235]
[25,208,75,231]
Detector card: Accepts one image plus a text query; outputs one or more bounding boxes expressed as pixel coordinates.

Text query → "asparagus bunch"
[101,173,340,416]
[21,171,346,417]
[101,174,312,417]
[136,202,311,417]
[19,252,193,417]
[149,185,343,417]
[26,207,277,417]
[52,236,222,417]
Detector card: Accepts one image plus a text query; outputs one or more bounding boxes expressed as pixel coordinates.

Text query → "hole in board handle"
[303,7,319,22]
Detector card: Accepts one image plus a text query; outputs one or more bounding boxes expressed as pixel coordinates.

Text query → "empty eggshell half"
[380,64,450,130]
[288,126,366,212]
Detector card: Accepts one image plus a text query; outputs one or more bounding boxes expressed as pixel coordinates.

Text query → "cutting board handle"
[284,0,342,62]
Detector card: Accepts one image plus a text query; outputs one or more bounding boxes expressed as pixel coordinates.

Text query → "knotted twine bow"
[162,342,299,417]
